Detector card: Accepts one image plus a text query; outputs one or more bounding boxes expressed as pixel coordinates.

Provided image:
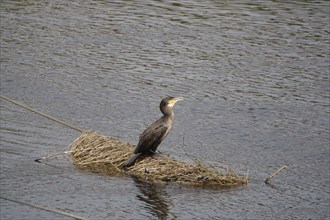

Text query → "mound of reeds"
[70,130,247,187]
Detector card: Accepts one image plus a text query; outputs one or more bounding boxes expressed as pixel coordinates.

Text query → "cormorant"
[123,96,184,167]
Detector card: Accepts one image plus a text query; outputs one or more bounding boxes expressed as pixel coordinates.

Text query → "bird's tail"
[123,153,140,167]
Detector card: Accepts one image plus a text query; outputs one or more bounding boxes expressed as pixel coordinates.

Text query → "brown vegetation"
[70,130,247,187]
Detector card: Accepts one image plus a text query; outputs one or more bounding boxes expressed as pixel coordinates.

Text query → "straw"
[70,130,247,187]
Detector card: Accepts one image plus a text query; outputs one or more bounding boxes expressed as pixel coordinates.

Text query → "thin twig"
[265,165,287,184]
[35,151,71,163]
[180,136,201,165]
[245,169,249,184]
[0,95,83,132]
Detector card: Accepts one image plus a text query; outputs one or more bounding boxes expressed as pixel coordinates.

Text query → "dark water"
[1,0,329,219]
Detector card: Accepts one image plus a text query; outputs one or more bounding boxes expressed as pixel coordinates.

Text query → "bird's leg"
[148,149,163,160]
[149,149,157,154]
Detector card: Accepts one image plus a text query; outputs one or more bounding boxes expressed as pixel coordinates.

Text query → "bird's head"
[160,96,184,115]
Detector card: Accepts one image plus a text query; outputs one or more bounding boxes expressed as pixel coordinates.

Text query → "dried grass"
[70,130,247,187]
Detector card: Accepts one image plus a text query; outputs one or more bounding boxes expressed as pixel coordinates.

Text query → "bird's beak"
[174,97,184,102]
[168,97,184,106]
[172,97,184,105]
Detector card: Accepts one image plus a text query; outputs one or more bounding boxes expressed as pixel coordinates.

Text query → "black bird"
[123,96,184,167]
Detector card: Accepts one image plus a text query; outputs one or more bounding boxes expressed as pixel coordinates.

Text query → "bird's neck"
[162,111,174,120]
[161,112,174,128]
[161,106,174,117]
[162,111,173,117]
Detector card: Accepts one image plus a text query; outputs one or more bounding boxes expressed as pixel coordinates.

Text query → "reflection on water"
[1,0,329,219]
[133,177,173,220]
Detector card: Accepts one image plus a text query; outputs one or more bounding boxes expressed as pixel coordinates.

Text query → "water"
[1,0,329,219]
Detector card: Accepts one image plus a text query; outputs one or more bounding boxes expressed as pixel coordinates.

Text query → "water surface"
[1,1,329,219]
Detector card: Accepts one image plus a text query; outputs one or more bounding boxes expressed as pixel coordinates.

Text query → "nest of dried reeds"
[70,130,247,187]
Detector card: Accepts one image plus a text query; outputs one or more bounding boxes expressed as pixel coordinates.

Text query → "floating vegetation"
[70,130,247,187]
